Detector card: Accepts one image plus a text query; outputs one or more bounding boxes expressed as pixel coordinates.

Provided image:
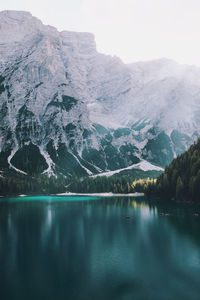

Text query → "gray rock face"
[0,10,199,176]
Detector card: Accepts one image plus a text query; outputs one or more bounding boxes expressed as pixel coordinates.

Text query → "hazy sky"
[1,0,200,65]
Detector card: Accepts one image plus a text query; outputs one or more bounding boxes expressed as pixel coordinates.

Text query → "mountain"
[0,10,200,178]
[147,138,200,202]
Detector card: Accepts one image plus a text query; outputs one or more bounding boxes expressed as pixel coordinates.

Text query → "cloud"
[1,0,200,64]
[77,0,200,64]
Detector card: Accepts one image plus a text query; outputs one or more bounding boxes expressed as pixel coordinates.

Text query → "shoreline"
[0,192,145,198]
[55,192,145,197]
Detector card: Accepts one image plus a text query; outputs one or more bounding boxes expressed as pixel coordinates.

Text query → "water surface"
[0,196,200,300]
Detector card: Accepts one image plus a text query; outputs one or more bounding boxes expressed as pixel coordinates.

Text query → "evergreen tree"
[146,137,200,202]
[176,176,184,199]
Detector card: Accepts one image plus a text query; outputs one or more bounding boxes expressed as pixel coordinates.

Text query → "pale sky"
[1,0,200,65]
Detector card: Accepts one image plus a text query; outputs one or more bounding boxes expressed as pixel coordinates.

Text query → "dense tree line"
[0,164,161,196]
[69,171,159,194]
[146,138,200,202]
[0,169,66,195]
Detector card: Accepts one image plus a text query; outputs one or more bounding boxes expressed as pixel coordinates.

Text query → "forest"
[0,167,160,196]
[145,138,200,202]
[0,169,66,195]
[68,170,158,194]
[1,138,200,201]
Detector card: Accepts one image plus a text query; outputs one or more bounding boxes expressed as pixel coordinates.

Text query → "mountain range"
[0,10,200,178]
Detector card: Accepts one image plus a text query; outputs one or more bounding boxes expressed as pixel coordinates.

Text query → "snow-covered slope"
[0,10,200,177]
[91,160,164,178]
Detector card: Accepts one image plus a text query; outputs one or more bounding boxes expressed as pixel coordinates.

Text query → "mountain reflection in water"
[0,196,200,300]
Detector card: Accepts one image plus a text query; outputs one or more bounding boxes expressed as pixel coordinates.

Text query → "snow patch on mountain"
[40,148,55,176]
[91,160,164,178]
[0,10,200,176]
[70,152,93,175]
[7,149,27,175]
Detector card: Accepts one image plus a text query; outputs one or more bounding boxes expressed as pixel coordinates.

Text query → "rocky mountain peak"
[0,10,48,43]
[0,10,200,177]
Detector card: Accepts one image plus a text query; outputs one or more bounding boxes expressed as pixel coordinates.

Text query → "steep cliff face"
[0,10,199,177]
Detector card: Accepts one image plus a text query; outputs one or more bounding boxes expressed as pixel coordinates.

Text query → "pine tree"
[176,176,184,200]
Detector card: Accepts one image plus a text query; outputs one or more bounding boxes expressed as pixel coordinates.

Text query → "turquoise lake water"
[0,195,200,300]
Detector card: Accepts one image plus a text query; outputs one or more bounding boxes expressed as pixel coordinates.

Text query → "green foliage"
[132,178,157,194]
[0,169,66,196]
[0,153,161,196]
[68,169,161,194]
[144,131,174,167]
[176,176,184,199]
[147,138,200,202]
[10,144,48,174]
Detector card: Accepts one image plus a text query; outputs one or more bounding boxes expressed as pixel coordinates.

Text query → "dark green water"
[0,196,200,300]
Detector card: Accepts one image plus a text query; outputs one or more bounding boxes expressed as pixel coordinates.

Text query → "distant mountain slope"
[0,10,200,178]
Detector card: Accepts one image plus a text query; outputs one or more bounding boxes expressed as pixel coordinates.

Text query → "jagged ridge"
[0,10,200,177]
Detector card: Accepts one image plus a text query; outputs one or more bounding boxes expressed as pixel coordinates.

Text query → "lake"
[0,195,200,300]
